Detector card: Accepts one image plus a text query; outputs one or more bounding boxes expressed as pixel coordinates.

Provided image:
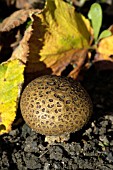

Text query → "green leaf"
[98,30,112,41]
[88,3,102,41]
[26,19,32,29]
[0,59,25,135]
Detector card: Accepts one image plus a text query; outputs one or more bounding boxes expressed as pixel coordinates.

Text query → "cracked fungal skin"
[20,75,93,143]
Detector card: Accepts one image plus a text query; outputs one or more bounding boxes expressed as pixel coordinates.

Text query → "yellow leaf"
[23,0,92,75]
[0,59,25,134]
[97,35,113,59]
[38,0,91,62]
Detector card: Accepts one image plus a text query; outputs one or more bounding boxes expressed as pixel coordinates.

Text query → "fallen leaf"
[15,0,33,9]
[0,9,40,32]
[29,0,91,75]
[11,24,32,63]
[96,35,113,61]
[51,48,88,77]
[68,49,88,79]
[15,0,45,9]
[0,59,24,135]
[11,0,92,79]
[38,0,91,64]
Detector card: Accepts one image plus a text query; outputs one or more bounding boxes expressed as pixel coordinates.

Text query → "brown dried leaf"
[0,9,31,32]
[11,9,42,63]
[11,25,32,63]
[68,49,88,79]
[16,0,33,9]
[11,12,52,74]
[51,49,88,77]
[15,0,44,9]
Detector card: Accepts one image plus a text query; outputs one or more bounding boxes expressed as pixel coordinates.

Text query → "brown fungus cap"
[20,75,93,143]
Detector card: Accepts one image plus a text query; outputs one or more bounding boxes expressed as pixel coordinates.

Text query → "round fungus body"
[20,75,93,143]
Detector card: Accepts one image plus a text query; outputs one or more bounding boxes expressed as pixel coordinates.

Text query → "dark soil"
[0,61,113,170]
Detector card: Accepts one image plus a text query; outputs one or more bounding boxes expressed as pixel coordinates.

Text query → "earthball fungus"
[20,75,93,143]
